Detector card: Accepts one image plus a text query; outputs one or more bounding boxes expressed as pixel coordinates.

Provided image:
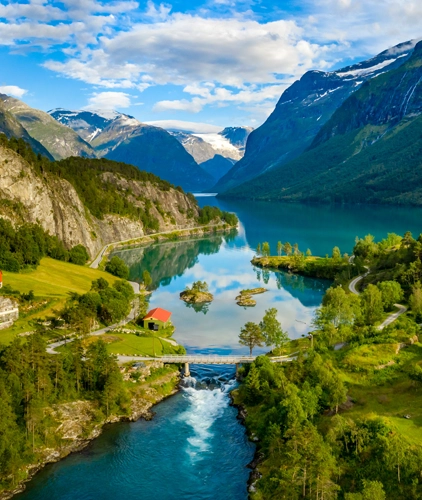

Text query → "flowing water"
[19,199,422,500]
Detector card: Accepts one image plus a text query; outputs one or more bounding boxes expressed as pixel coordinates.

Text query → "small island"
[236,287,267,307]
[180,280,213,304]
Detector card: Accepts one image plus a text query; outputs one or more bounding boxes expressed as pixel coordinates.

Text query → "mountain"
[215,39,417,193]
[0,100,53,160]
[200,154,235,184]
[221,40,422,205]
[169,131,218,164]
[48,108,121,143]
[49,109,215,192]
[0,134,202,258]
[0,96,95,160]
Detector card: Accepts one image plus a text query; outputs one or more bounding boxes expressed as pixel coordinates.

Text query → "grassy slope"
[1,258,118,343]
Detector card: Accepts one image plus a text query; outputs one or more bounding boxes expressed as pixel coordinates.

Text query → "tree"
[69,244,89,265]
[190,281,209,292]
[256,243,261,255]
[259,308,289,351]
[293,243,299,256]
[105,256,129,279]
[410,281,422,318]
[345,480,386,500]
[142,270,152,289]
[245,363,261,403]
[306,248,312,257]
[361,284,384,325]
[377,281,403,311]
[239,322,264,356]
[284,242,292,256]
[277,241,283,256]
[315,286,360,329]
[332,246,341,260]
[262,241,270,256]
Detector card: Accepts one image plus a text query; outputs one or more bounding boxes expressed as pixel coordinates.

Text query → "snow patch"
[337,58,398,77]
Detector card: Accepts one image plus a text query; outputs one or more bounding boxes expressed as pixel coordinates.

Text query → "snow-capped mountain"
[170,126,252,162]
[215,39,418,193]
[48,108,138,143]
[49,109,215,192]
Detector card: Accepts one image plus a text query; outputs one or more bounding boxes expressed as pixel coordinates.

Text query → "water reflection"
[197,196,422,257]
[111,238,330,354]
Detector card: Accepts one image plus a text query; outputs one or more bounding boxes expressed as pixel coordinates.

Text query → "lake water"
[19,200,422,500]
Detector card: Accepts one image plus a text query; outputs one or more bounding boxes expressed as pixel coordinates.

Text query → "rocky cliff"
[0,143,200,258]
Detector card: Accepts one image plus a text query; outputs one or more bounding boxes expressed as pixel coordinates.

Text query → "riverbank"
[92,223,237,271]
[0,362,181,500]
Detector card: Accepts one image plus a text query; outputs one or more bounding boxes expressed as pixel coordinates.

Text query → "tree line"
[0,218,89,272]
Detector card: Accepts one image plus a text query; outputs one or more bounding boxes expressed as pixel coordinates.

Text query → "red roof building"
[142,308,172,330]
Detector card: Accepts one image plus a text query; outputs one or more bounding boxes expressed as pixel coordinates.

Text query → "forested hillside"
[221,41,422,205]
[239,231,422,499]
[215,39,416,193]
[0,135,203,257]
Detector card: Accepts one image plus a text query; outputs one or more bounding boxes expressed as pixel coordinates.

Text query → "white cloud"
[145,120,223,133]
[83,91,132,110]
[0,85,27,98]
[153,83,288,113]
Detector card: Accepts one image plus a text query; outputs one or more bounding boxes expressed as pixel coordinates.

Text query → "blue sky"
[1,0,422,132]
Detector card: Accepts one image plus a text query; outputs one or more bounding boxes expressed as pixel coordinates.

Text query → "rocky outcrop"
[0,297,19,330]
[180,290,214,303]
[0,144,200,258]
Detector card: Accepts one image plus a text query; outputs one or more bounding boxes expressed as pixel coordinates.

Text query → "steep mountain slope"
[200,154,235,184]
[170,127,252,164]
[48,108,123,142]
[215,39,417,193]
[169,131,218,164]
[0,96,95,160]
[0,100,53,159]
[221,41,422,205]
[0,135,201,257]
[49,109,214,192]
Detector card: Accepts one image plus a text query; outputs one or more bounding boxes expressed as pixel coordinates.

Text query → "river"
[18,199,422,500]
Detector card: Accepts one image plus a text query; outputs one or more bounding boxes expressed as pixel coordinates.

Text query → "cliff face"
[0,144,199,257]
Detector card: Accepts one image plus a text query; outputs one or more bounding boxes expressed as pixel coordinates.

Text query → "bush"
[69,244,89,266]
[105,256,129,279]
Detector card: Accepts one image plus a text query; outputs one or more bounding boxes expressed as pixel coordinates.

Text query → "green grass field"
[336,343,422,443]
[0,258,118,344]
[56,333,181,357]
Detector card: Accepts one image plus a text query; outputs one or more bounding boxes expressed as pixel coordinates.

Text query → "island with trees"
[236,287,268,307]
[180,280,213,304]
[234,231,422,499]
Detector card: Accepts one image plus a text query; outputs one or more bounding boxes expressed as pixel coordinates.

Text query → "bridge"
[116,354,297,377]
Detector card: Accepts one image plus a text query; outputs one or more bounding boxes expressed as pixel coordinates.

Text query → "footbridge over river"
[117,354,297,377]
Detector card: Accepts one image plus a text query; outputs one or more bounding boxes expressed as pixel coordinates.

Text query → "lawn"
[0,258,118,343]
[337,343,422,443]
[56,333,182,357]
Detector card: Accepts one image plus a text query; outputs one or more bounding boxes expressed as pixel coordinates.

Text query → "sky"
[1,0,422,133]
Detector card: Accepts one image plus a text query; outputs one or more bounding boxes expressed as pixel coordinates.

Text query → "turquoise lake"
[18,200,422,500]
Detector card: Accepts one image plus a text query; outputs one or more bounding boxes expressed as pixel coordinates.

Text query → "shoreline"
[0,368,182,500]
[92,223,237,270]
[229,392,262,497]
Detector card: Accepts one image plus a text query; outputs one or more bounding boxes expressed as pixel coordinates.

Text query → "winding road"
[89,223,229,270]
[348,267,407,330]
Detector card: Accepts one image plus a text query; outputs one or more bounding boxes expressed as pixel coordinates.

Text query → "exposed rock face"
[0,144,199,257]
[0,297,19,330]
